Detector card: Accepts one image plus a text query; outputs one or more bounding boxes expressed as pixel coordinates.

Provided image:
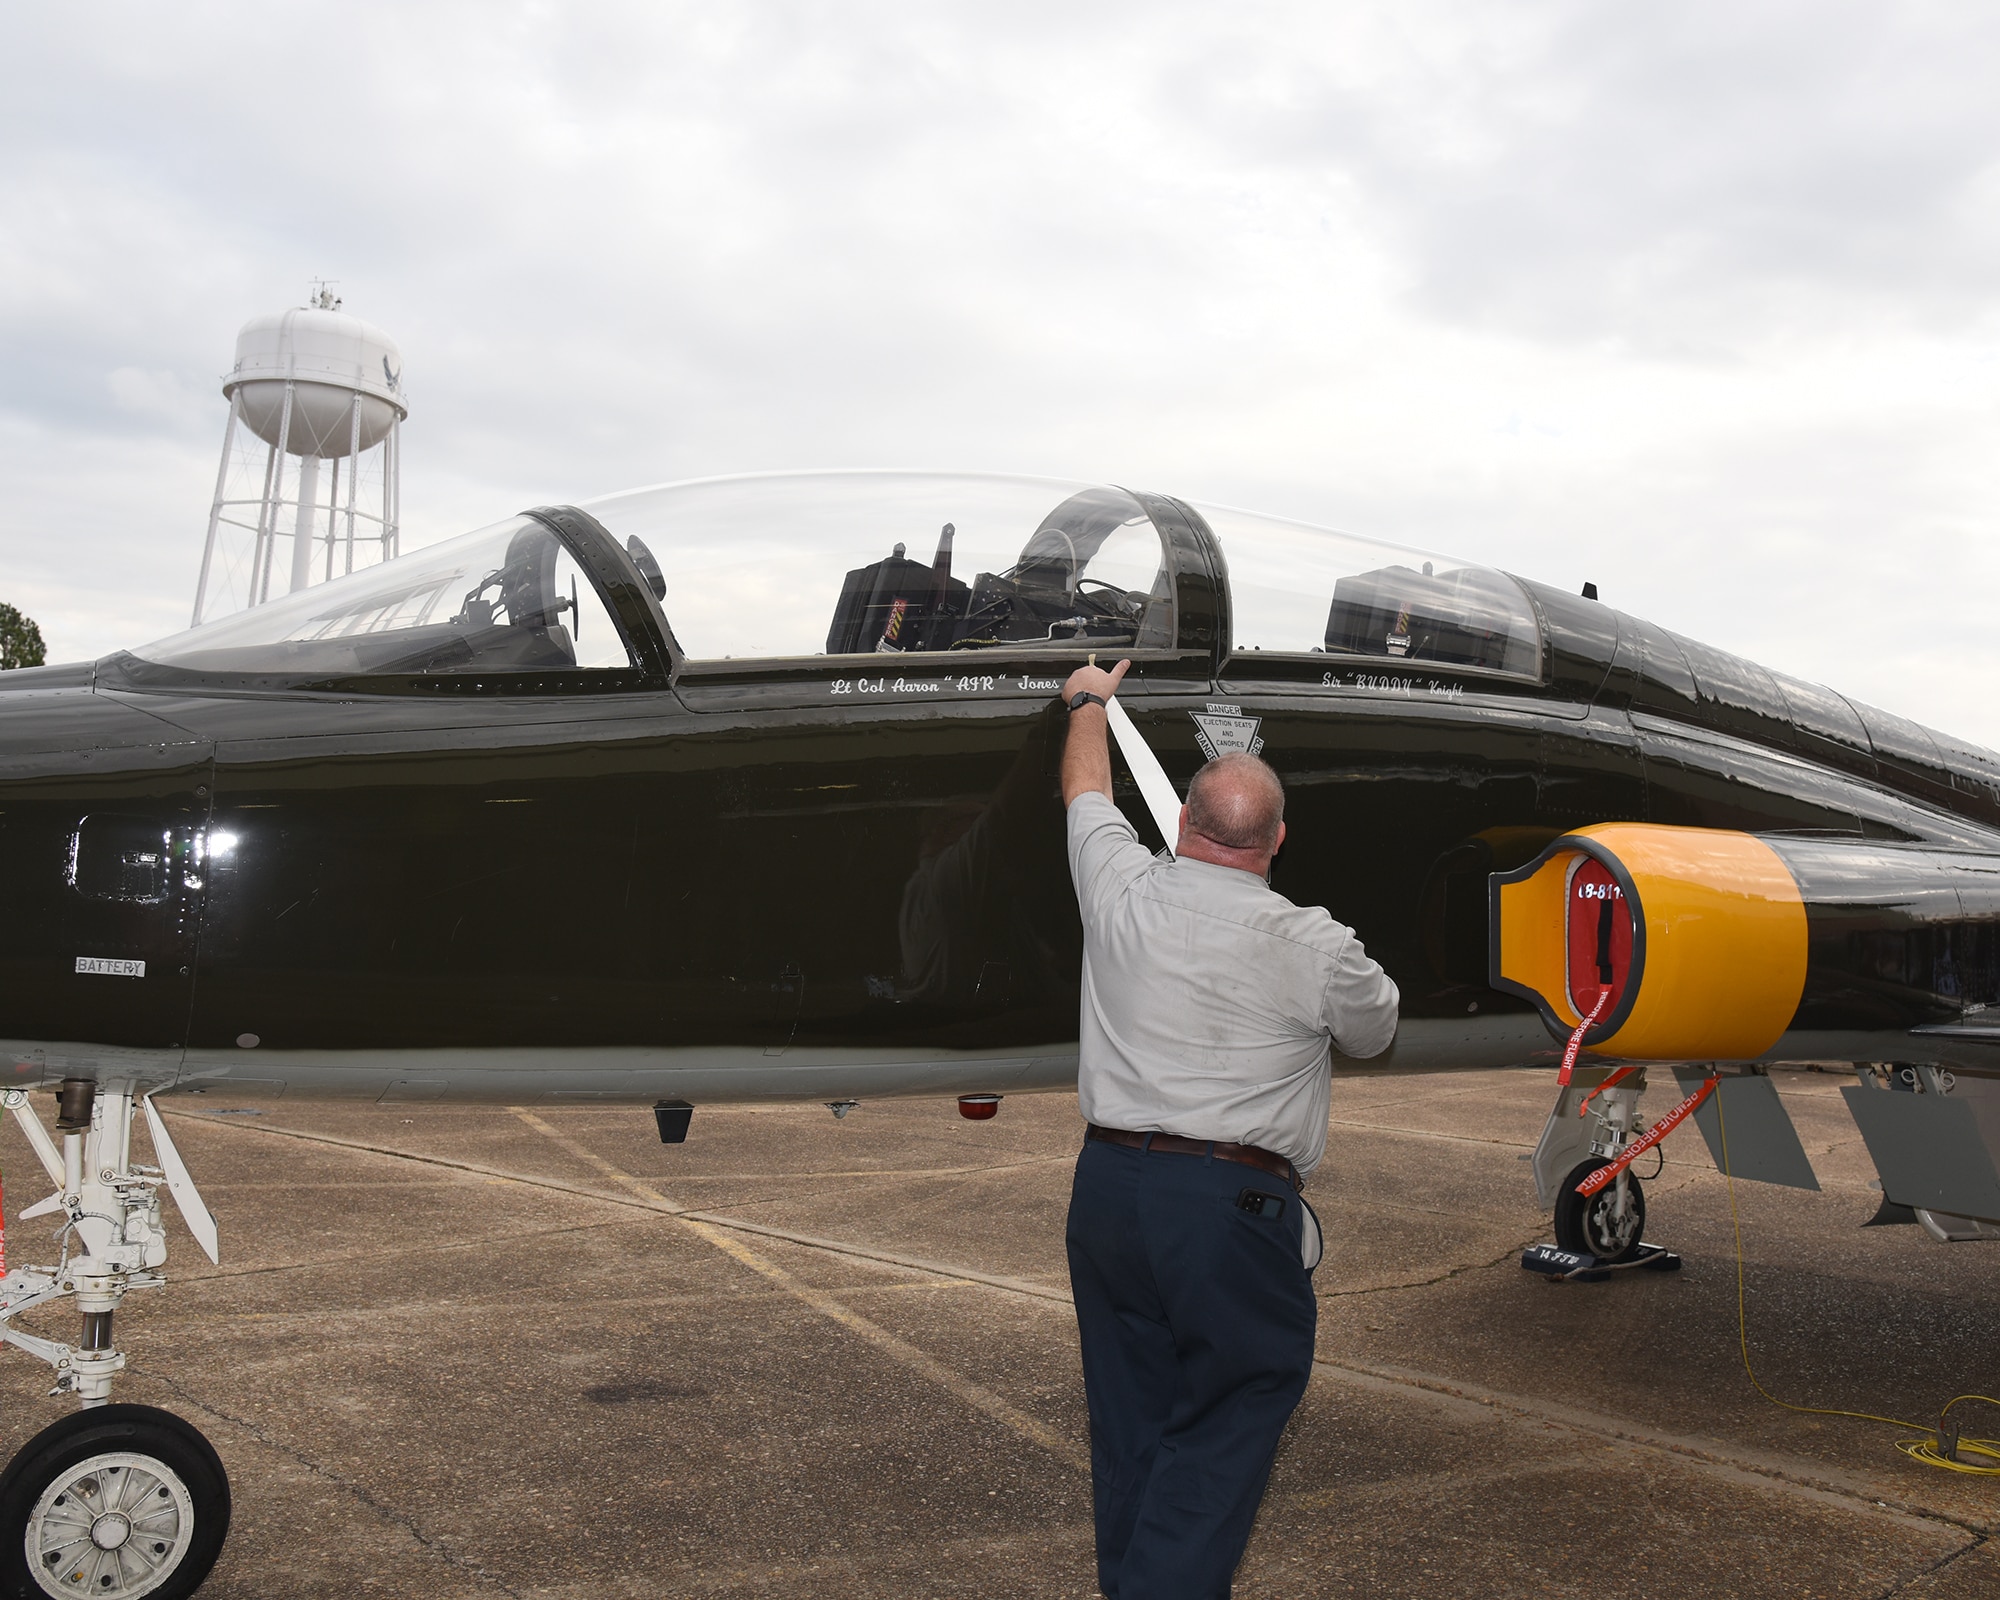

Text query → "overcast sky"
[4,4,1997,739]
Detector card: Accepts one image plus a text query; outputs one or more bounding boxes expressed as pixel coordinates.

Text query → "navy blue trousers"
[1065,1138,1317,1600]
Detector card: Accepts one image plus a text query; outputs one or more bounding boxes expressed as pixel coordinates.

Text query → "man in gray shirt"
[1060,658,1399,1600]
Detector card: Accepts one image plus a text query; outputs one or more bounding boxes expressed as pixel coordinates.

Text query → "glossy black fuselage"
[7,498,2000,1103]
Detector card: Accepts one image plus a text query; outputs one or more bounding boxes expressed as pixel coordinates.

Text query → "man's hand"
[1063,658,1131,707]
[1061,658,1131,806]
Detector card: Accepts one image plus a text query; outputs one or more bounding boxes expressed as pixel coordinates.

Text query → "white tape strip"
[1105,696,1183,852]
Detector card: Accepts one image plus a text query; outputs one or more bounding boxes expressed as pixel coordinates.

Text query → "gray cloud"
[1173,4,2000,345]
[3,1,1998,745]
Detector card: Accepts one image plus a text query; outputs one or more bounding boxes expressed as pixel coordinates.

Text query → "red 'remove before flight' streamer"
[1556,987,1611,1088]
[1576,1075,1721,1197]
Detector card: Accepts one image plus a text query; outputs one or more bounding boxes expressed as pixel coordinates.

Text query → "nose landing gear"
[1,1085,229,1598]
[1522,1068,1680,1281]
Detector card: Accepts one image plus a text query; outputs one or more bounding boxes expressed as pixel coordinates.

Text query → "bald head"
[1185,753,1285,853]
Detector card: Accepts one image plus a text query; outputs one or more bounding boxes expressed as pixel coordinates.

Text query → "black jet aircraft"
[5,469,2000,1597]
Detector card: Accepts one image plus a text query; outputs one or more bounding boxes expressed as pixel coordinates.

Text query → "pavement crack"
[1873,1532,1991,1597]
[137,1370,525,1597]
[1317,1235,1542,1300]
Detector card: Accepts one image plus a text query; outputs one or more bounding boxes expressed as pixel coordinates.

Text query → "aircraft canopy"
[129,472,1542,682]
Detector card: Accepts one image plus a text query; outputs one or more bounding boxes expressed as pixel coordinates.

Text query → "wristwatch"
[1067,691,1108,712]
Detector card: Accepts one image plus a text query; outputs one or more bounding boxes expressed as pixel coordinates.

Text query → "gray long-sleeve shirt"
[1066,791,1400,1174]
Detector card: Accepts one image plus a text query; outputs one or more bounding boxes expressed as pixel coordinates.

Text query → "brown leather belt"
[1086,1124,1302,1192]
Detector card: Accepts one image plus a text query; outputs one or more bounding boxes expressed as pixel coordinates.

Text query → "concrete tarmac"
[3,1065,1998,1598]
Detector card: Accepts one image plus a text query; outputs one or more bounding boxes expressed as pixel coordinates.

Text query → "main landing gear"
[0,1082,228,1599]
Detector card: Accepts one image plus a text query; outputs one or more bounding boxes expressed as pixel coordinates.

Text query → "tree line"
[0,602,46,670]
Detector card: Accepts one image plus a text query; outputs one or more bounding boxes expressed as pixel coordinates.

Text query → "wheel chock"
[1521,1241,1682,1282]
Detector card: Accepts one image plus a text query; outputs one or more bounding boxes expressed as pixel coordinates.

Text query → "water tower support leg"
[193,394,242,627]
[384,420,399,562]
[258,382,297,606]
[344,395,361,575]
[323,455,340,583]
[289,455,320,595]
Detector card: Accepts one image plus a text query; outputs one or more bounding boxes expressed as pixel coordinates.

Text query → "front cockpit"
[121,515,638,681]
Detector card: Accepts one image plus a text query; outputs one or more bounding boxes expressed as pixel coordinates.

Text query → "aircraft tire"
[1552,1157,1647,1264]
[0,1405,229,1600]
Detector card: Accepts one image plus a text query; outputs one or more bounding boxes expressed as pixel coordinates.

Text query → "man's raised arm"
[1061,658,1131,807]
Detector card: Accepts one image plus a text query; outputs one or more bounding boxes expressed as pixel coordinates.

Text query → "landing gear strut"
[0,1082,228,1599]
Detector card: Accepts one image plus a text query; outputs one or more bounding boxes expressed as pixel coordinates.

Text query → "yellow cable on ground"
[1717,1087,2000,1475]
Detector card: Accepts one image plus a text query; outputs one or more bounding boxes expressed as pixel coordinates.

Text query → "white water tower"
[191,284,407,624]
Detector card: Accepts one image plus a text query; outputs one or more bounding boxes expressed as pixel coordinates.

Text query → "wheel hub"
[27,1452,193,1600]
[89,1511,133,1551]
[1586,1183,1642,1255]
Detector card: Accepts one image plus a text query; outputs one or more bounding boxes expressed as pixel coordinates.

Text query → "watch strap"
[1067,690,1108,712]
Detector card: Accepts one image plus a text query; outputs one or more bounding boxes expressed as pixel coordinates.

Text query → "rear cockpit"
[586,473,1178,663]
[819,487,1174,657]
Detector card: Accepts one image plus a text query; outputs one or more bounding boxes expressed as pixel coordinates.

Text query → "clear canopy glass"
[580,471,1176,661]
[127,475,1536,683]
[1196,501,1541,677]
[134,517,634,676]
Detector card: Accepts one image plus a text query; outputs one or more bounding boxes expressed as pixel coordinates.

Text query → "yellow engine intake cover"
[1489,823,1808,1061]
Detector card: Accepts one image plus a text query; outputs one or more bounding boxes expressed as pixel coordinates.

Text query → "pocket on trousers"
[1227,1186,1308,1271]
[1298,1195,1324,1272]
